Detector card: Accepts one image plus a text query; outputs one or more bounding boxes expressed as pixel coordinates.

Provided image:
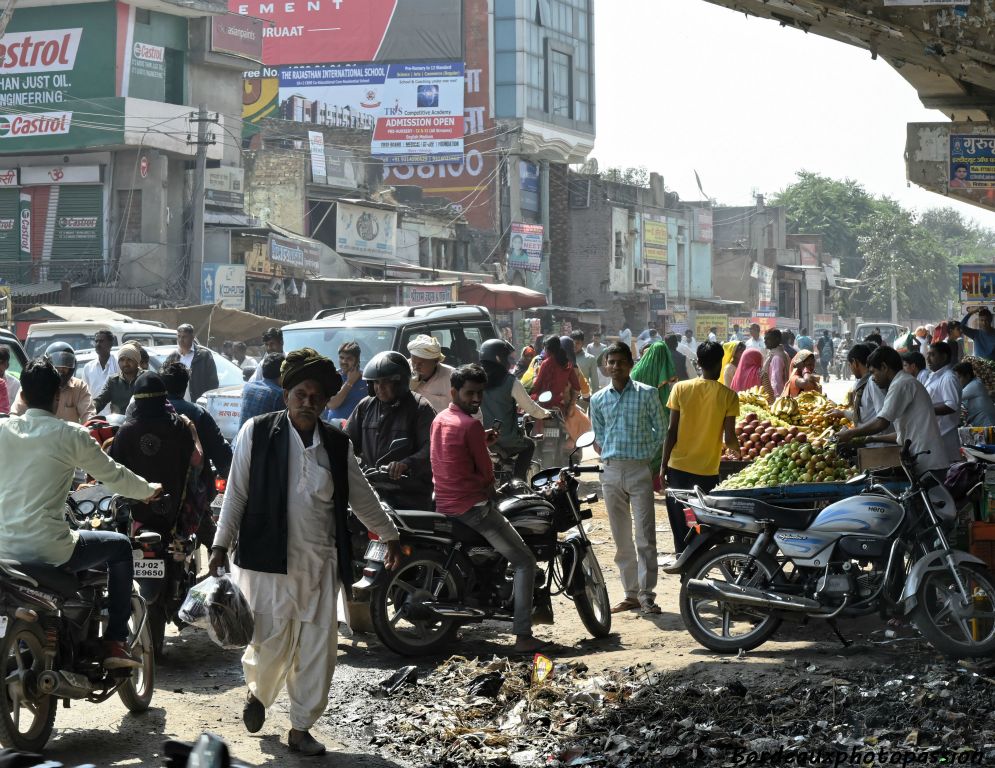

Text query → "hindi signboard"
[950,135,995,189]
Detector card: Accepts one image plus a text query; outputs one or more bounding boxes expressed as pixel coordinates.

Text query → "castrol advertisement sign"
[0,111,72,138]
[0,28,82,74]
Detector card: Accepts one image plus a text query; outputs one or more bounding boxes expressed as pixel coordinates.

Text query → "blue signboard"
[949,134,995,189]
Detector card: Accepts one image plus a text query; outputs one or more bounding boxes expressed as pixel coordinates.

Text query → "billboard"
[695,314,727,341]
[230,0,462,66]
[202,263,246,310]
[211,14,265,62]
[336,202,396,258]
[279,62,464,163]
[693,208,713,244]
[960,264,995,303]
[644,219,668,263]
[950,135,995,190]
[507,222,543,273]
[269,234,321,273]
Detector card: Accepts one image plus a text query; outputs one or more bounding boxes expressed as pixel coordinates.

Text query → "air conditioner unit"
[634,268,651,285]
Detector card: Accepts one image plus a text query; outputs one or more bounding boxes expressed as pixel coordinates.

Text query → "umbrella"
[459,282,547,312]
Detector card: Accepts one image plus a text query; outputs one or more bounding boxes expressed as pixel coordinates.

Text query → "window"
[614,232,624,270]
[136,8,151,25]
[778,279,797,318]
[548,48,572,118]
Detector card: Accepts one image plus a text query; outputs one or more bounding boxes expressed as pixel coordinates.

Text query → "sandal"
[610,598,640,614]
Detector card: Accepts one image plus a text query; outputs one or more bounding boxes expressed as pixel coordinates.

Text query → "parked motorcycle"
[0,486,157,750]
[354,432,611,655]
[669,441,995,657]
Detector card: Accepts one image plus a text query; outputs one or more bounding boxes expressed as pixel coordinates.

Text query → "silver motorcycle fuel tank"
[807,494,905,537]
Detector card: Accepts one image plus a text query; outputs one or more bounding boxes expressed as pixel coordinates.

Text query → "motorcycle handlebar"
[571,464,603,473]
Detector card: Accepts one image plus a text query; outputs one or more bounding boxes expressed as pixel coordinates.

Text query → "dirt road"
[39,482,919,766]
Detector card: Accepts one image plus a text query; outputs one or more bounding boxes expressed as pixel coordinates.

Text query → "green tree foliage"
[600,166,650,187]
[773,172,995,321]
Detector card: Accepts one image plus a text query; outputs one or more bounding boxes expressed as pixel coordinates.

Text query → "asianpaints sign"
[0,28,82,74]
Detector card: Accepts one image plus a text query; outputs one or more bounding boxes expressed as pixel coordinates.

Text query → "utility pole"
[187,106,217,304]
[0,0,17,38]
[890,272,898,324]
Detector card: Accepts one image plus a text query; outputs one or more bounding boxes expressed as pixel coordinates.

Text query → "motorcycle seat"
[703,495,821,530]
[1,561,81,598]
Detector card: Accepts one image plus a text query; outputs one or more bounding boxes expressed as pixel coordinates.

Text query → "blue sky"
[594,0,989,224]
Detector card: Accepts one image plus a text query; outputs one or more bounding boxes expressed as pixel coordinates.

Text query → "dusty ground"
[37,473,928,767]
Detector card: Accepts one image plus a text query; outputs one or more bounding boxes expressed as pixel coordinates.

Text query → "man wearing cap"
[210,348,401,757]
[407,334,454,414]
[165,323,218,401]
[93,342,144,415]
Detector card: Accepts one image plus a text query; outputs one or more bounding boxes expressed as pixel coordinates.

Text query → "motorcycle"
[133,524,198,660]
[668,441,995,658]
[491,412,543,486]
[353,432,612,655]
[833,343,852,380]
[0,485,157,751]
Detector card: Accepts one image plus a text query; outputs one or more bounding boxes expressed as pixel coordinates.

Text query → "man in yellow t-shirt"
[662,341,740,554]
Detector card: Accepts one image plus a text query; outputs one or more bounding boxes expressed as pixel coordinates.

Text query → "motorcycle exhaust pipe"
[686,578,827,613]
[37,669,97,699]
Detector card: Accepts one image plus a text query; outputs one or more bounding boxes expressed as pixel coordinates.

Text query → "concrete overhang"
[701,1,995,123]
[507,119,596,165]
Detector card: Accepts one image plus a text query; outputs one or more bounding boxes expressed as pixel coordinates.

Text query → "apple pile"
[724,411,807,461]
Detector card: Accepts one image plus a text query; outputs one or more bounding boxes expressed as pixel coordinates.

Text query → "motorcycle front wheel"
[369,552,463,656]
[679,543,782,653]
[118,614,156,712]
[911,563,995,658]
[0,619,57,751]
[572,547,612,638]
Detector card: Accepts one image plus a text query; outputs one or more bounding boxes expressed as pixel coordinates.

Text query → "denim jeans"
[458,501,537,636]
[62,531,134,642]
[665,468,719,554]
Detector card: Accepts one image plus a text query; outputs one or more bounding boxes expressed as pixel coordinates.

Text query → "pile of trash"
[364,654,995,767]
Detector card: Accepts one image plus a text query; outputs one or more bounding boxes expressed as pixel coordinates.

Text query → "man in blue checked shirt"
[239,353,286,428]
[590,341,666,615]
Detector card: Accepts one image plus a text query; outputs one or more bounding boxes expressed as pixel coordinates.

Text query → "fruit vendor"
[663,341,741,554]
[836,347,949,476]
[759,329,789,403]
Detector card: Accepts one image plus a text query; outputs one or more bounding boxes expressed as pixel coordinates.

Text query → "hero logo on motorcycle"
[0,111,72,138]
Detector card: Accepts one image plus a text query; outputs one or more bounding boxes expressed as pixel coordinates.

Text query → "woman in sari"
[557,335,592,445]
[630,340,677,492]
[730,348,763,392]
[786,349,822,397]
[721,341,745,387]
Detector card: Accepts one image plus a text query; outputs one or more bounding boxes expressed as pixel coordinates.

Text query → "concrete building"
[0,0,254,311]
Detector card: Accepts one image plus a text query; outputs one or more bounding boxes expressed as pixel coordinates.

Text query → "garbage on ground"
[375,665,419,696]
[350,651,995,767]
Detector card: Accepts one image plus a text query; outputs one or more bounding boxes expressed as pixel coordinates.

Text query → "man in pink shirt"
[760,328,790,402]
[430,363,547,654]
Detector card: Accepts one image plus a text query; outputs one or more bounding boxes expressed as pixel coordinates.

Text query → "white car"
[74,345,245,397]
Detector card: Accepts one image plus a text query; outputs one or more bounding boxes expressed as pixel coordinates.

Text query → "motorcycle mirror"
[377,438,410,466]
[537,391,553,404]
[575,431,596,450]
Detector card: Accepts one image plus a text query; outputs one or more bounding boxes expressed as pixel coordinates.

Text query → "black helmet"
[480,339,514,365]
[363,351,411,387]
[45,341,76,369]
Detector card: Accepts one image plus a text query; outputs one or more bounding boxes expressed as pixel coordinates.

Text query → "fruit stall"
[717,389,858,491]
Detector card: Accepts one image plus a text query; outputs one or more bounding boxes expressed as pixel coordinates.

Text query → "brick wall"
[243,149,307,234]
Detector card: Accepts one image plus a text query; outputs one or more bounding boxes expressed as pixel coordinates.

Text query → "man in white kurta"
[211,349,400,756]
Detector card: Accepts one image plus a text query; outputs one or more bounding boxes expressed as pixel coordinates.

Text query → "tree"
[769,171,881,278]
[854,208,952,321]
[600,166,649,187]
[919,207,995,266]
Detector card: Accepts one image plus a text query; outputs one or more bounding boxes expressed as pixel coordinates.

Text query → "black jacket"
[236,411,352,585]
[168,396,233,478]
[165,346,219,401]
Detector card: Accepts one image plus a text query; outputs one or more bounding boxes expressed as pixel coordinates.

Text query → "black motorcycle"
[133,524,198,660]
[353,433,612,655]
[0,486,157,750]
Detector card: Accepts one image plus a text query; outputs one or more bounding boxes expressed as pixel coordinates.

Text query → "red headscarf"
[730,348,763,392]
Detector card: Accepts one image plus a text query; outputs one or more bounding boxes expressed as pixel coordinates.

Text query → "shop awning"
[342,255,493,281]
[690,297,745,307]
[459,283,547,312]
[13,303,129,323]
[530,305,603,314]
[126,303,287,345]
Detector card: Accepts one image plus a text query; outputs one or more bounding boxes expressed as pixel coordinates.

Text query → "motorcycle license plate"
[133,551,165,579]
[365,541,388,563]
[543,427,560,438]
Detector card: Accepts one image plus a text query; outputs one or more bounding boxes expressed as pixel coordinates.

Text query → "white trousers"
[242,612,338,731]
[602,459,658,601]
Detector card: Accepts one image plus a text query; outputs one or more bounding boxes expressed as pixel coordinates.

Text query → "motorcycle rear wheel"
[118,617,156,712]
[0,620,57,751]
[679,543,782,653]
[369,552,463,656]
[911,563,995,658]
[572,548,612,638]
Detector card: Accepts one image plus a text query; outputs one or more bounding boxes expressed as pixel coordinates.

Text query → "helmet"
[363,351,411,386]
[480,339,514,365]
[45,341,76,369]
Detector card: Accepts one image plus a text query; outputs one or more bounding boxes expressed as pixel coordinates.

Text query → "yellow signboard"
[695,314,728,341]
[643,220,668,263]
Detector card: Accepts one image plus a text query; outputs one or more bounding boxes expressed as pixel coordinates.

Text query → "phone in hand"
[492,420,502,432]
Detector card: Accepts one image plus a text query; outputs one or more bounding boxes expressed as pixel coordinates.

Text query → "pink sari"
[730,348,762,392]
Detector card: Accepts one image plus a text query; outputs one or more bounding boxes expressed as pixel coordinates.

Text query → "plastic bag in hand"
[179,572,255,649]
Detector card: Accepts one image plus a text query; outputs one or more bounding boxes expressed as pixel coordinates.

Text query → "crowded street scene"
[3,0,995,766]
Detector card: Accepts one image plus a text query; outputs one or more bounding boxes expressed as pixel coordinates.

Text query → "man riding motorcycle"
[11,342,96,424]
[0,358,162,669]
[479,339,551,480]
[345,351,435,510]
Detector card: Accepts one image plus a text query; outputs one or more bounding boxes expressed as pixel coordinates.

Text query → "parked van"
[25,320,177,358]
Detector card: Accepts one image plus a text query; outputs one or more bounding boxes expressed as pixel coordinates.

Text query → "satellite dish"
[581,157,599,175]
